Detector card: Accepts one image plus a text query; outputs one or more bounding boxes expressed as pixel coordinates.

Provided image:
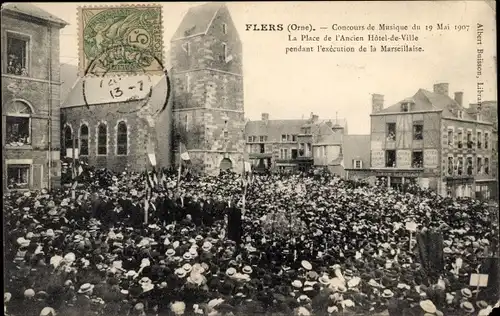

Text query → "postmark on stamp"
[78,4,164,77]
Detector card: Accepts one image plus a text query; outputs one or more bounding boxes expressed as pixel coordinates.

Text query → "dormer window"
[401,103,409,112]
[457,110,463,119]
[222,23,227,34]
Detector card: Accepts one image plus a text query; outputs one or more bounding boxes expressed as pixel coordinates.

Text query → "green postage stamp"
[78,4,164,76]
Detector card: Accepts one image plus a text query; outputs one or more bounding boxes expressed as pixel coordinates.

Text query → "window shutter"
[359,160,363,169]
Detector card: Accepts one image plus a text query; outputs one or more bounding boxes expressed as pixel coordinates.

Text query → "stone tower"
[170,3,245,175]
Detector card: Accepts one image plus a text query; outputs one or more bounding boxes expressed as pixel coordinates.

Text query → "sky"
[37,1,497,135]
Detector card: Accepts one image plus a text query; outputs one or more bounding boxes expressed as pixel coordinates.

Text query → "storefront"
[371,169,424,190]
[475,179,498,201]
[444,176,475,198]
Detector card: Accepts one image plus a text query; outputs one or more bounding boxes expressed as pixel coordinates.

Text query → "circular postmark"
[82,45,170,116]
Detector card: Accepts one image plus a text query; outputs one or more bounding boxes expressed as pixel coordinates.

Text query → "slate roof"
[2,3,68,26]
[171,2,223,41]
[343,135,371,169]
[245,118,348,143]
[468,101,497,129]
[245,119,306,143]
[378,89,475,120]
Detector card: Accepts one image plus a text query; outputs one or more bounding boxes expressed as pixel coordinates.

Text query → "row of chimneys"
[261,112,319,122]
[372,82,464,113]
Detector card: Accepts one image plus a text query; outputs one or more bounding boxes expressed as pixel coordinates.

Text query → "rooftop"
[171,2,223,41]
[378,88,477,121]
[2,3,68,26]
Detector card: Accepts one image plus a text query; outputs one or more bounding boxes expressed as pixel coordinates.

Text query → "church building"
[60,3,245,175]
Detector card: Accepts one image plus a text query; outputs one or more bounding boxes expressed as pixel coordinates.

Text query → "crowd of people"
[3,167,500,316]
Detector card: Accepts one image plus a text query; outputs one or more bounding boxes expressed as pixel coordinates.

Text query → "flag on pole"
[148,153,157,167]
[160,169,167,186]
[145,171,154,190]
[180,142,190,161]
[244,161,252,173]
[152,168,159,186]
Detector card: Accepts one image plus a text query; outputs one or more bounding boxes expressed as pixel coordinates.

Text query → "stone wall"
[61,100,172,173]
[2,14,63,191]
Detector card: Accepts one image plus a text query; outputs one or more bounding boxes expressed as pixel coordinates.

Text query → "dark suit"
[203,201,215,226]
[227,206,242,245]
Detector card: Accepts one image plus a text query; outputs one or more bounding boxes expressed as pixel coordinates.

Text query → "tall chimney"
[312,114,319,122]
[454,92,463,106]
[261,113,269,121]
[433,83,449,96]
[372,94,384,114]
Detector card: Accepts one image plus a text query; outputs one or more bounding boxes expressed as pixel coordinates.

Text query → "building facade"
[365,83,496,200]
[60,75,172,173]
[467,100,498,200]
[343,134,372,181]
[245,113,348,173]
[2,3,67,192]
[170,3,245,175]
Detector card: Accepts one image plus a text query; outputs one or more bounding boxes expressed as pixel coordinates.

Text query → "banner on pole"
[469,274,489,287]
[406,221,417,232]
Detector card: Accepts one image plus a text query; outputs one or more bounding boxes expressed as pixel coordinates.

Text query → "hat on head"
[292,280,303,289]
[135,303,144,311]
[301,260,312,270]
[319,275,330,285]
[126,270,137,278]
[24,289,35,298]
[297,294,311,304]
[175,268,187,278]
[381,289,394,298]
[460,302,475,313]
[226,267,236,277]
[419,300,437,314]
[242,266,253,274]
[39,307,56,316]
[476,301,489,309]
[183,252,192,261]
[77,283,94,294]
[348,276,361,288]
[166,249,175,257]
[183,263,193,273]
[202,241,212,251]
[461,288,472,298]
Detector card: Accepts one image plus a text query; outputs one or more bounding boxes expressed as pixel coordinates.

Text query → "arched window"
[6,100,32,146]
[116,121,128,155]
[63,125,73,156]
[80,124,89,156]
[97,123,107,155]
